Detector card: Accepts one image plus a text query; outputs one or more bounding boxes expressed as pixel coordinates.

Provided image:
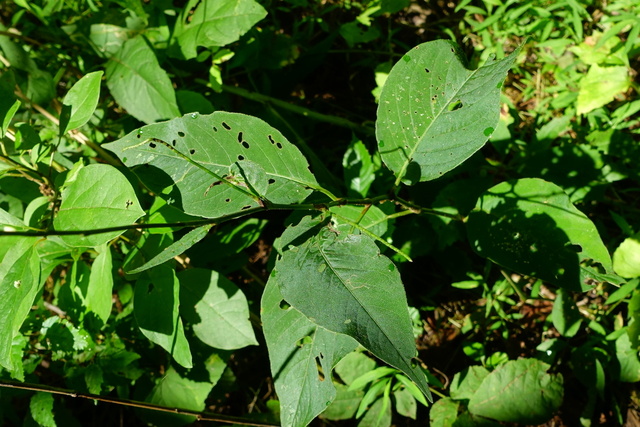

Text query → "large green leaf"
[172,0,267,60]
[262,279,358,427]
[468,359,563,424]
[105,35,180,124]
[270,221,432,402]
[179,268,257,350]
[134,264,192,368]
[0,236,40,371]
[103,112,318,218]
[376,40,520,184]
[466,178,612,291]
[53,164,145,247]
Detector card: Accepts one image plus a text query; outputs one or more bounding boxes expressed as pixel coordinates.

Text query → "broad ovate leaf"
[179,268,257,350]
[271,222,432,402]
[468,359,563,424]
[172,0,267,60]
[103,112,318,218]
[134,264,192,368]
[467,178,612,291]
[262,279,358,427]
[106,35,180,124]
[376,40,520,184]
[613,232,640,278]
[54,164,145,247]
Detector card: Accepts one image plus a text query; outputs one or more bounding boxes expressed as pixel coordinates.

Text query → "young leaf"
[127,224,213,274]
[178,268,257,350]
[467,358,563,424]
[0,237,40,371]
[53,164,145,247]
[85,244,114,323]
[271,225,432,402]
[103,112,319,218]
[105,35,180,124]
[60,70,103,134]
[172,0,267,60]
[134,264,192,368]
[376,40,521,184]
[466,178,612,291]
[261,279,358,427]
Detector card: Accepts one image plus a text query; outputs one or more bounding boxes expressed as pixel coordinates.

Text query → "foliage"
[0,0,639,426]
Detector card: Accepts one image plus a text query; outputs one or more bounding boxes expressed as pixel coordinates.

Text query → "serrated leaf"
[86,244,114,323]
[61,71,103,133]
[261,279,358,427]
[53,164,145,247]
[0,237,41,371]
[172,0,267,60]
[127,224,213,274]
[179,268,257,350]
[271,225,432,402]
[134,265,192,368]
[105,35,180,124]
[467,178,612,291]
[103,112,318,218]
[468,359,563,424]
[376,40,520,184]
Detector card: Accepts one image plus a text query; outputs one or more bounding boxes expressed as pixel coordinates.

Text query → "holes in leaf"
[268,135,275,144]
[268,178,276,185]
[213,126,218,132]
[315,356,325,381]
[279,300,290,310]
[172,139,177,146]
[147,283,155,294]
[450,47,455,53]
[136,133,142,139]
[189,149,196,155]
[178,131,185,137]
[149,142,157,148]
[238,155,245,161]
[447,100,463,111]
[424,68,430,73]
[242,141,250,149]
[241,205,252,210]
[237,132,243,143]
[222,122,231,130]
[276,142,283,149]
[225,198,231,203]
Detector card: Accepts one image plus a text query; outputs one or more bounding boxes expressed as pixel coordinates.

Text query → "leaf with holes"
[269,221,432,402]
[134,264,192,368]
[103,112,319,219]
[466,178,612,291]
[261,278,358,427]
[376,40,520,184]
[106,35,180,124]
[53,164,145,248]
[172,0,267,60]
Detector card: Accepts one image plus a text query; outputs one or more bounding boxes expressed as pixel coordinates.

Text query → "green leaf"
[450,366,490,401]
[357,397,391,427]
[127,225,213,274]
[86,244,114,323]
[105,35,180,124]
[262,279,358,427]
[551,288,582,337]
[321,384,364,420]
[577,64,631,115]
[103,112,318,218]
[172,0,267,60]
[376,40,520,184]
[429,397,459,427]
[394,386,417,419]
[335,351,378,385]
[143,366,214,426]
[60,71,103,134]
[613,232,640,278]
[467,178,612,291]
[134,264,192,368]
[179,268,257,350]
[53,164,145,247]
[616,332,640,383]
[343,139,376,197]
[271,224,432,402]
[30,392,56,427]
[0,236,41,371]
[0,207,27,229]
[349,367,396,392]
[467,359,563,424]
